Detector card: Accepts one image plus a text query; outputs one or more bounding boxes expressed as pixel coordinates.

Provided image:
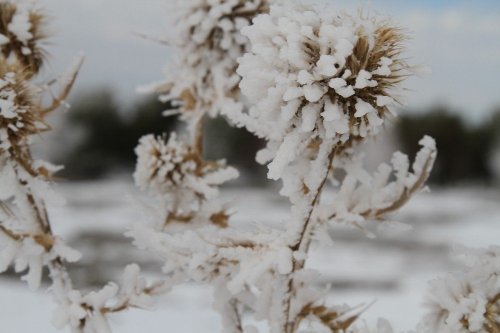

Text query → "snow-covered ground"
[1,180,499,332]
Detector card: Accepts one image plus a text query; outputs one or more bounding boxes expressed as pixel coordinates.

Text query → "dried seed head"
[134,133,238,198]
[173,0,269,53]
[228,2,414,181]
[0,59,45,167]
[149,0,268,120]
[134,133,201,192]
[238,3,410,141]
[0,2,47,76]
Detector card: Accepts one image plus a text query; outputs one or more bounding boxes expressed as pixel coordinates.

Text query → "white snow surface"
[0,180,499,332]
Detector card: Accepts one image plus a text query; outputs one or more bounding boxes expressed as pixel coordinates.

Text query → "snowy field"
[1,180,499,332]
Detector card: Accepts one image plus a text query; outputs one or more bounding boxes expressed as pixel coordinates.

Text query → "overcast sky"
[38,0,500,122]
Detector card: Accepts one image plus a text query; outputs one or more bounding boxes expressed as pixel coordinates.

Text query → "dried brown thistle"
[0,61,45,172]
[324,24,408,139]
[0,2,47,76]
[159,0,269,116]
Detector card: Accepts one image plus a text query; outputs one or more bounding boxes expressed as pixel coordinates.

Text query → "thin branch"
[291,149,337,252]
[193,114,205,156]
[328,152,434,222]
[284,148,337,333]
[229,299,244,333]
[133,32,170,46]
[369,156,433,219]
[0,223,22,241]
[40,55,84,116]
[101,279,173,314]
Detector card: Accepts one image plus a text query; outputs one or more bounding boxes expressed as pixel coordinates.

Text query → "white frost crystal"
[7,3,33,44]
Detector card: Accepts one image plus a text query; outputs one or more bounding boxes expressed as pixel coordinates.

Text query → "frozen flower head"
[0,2,46,76]
[230,2,412,180]
[134,133,239,227]
[148,0,268,121]
[422,246,500,333]
[0,60,43,162]
[134,133,238,199]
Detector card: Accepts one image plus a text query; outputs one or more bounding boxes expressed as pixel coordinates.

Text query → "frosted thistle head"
[0,59,44,165]
[133,133,238,198]
[234,2,413,179]
[171,0,269,54]
[152,0,268,119]
[0,2,47,76]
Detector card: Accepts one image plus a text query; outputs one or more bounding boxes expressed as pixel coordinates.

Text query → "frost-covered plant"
[129,1,440,333]
[0,2,168,332]
[421,246,500,333]
[1,1,496,333]
[0,1,83,290]
[142,0,269,144]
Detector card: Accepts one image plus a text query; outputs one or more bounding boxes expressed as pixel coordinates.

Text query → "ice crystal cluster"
[145,0,268,123]
[421,246,500,333]
[134,133,238,228]
[226,2,411,184]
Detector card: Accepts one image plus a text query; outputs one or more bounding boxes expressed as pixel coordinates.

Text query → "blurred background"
[1,0,500,332]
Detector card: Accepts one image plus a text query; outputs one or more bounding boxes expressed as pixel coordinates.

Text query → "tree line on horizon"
[57,90,500,186]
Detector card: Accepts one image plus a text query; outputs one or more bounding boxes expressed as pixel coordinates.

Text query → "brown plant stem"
[229,298,244,333]
[0,223,21,241]
[193,115,205,156]
[283,148,337,333]
[12,158,77,306]
[40,57,84,116]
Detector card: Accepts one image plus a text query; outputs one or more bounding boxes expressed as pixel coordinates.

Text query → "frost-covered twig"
[40,54,85,116]
[319,135,437,232]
